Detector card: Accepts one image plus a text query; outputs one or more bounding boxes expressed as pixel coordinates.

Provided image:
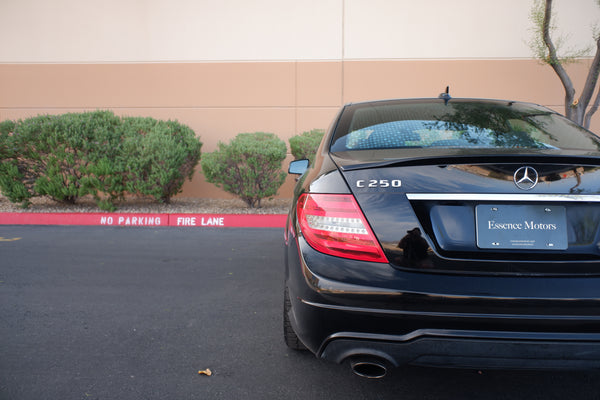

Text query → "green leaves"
[0,112,202,209]
[202,132,287,208]
[120,117,202,204]
[288,129,324,165]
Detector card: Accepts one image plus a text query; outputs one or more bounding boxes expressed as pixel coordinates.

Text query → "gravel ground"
[0,195,291,214]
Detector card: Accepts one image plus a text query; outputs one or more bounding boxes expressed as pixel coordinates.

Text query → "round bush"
[120,117,202,204]
[0,111,123,207]
[202,132,287,208]
[0,112,202,209]
[289,129,325,165]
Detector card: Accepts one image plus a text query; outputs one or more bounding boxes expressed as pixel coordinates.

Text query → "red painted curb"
[0,213,287,228]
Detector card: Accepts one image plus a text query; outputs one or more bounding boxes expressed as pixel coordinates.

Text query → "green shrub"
[0,120,16,175]
[0,142,34,208]
[288,129,325,165]
[202,132,287,208]
[0,120,17,192]
[0,162,33,207]
[120,117,202,203]
[0,120,15,136]
[8,111,124,207]
[0,115,59,207]
[0,112,202,209]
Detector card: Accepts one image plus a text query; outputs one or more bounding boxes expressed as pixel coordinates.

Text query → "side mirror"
[288,159,309,175]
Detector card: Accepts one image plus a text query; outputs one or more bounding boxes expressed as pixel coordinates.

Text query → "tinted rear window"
[330,100,600,152]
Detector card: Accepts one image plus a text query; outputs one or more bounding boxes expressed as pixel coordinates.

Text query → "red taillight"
[296,193,388,263]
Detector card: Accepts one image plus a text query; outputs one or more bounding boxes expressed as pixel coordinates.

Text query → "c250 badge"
[356,179,402,188]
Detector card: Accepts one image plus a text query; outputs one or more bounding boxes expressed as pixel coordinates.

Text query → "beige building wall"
[1,0,599,198]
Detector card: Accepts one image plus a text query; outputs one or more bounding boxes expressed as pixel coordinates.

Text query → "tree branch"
[579,35,600,110]
[542,0,576,104]
[584,85,600,129]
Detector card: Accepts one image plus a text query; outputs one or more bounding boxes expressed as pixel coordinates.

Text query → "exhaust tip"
[350,359,388,379]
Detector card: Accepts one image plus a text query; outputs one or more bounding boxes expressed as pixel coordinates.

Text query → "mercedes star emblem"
[514,166,539,190]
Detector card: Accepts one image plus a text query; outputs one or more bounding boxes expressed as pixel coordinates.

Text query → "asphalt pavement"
[1,226,599,400]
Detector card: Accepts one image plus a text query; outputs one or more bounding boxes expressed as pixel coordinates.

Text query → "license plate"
[476,204,567,250]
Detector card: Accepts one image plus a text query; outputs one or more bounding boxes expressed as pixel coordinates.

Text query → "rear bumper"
[286,237,600,370]
[320,329,600,370]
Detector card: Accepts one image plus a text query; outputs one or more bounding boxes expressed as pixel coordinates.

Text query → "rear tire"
[283,287,307,350]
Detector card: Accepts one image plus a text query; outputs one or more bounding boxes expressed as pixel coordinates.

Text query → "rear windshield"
[330,100,600,152]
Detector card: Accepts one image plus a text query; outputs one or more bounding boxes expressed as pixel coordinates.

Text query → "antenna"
[438,86,451,105]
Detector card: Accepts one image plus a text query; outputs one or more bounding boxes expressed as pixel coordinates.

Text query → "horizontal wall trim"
[0,57,568,65]
[4,56,592,66]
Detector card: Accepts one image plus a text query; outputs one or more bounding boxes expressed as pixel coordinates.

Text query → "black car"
[283,96,600,378]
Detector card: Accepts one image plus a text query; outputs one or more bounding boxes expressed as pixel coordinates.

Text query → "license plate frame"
[475,204,567,250]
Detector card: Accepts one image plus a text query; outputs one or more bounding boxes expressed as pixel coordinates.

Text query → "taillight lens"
[296,193,388,263]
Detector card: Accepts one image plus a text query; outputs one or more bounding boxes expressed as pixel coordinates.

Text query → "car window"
[331,101,600,152]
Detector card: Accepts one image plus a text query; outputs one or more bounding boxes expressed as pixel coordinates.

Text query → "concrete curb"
[0,212,287,228]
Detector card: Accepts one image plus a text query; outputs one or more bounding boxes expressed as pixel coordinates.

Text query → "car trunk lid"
[332,151,600,275]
